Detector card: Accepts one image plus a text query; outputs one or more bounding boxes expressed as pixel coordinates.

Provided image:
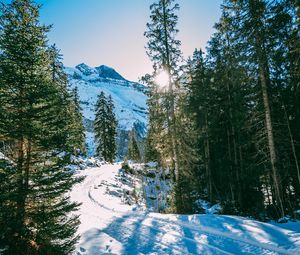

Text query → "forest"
[144,0,300,220]
[0,0,299,254]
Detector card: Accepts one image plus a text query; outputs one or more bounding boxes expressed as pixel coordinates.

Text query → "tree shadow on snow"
[99,213,198,254]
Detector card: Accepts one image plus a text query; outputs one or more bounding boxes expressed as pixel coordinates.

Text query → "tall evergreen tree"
[94,92,108,161]
[145,0,197,212]
[0,0,82,253]
[68,86,86,155]
[94,92,117,163]
[106,95,117,163]
[144,76,164,164]
[48,45,86,155]
[223,0,285,217]
[127,129,141,162]
[181,0,300,219]
[145,0,182,179]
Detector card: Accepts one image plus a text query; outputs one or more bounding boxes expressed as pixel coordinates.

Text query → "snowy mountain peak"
[73,63,125,81]
[95,65,125,81]
[66,63,148,157]
[75,63,97,76]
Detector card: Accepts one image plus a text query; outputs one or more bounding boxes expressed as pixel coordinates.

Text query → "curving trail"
[70,164,300,255]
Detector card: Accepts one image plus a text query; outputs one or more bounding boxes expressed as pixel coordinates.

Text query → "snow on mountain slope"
[95,65,126,81]
[66,64,148,156]
[70,164,300,255]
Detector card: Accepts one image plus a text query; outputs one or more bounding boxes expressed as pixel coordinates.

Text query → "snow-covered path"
[70,164,300,255]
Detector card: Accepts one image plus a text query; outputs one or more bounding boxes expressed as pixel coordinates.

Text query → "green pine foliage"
[143,76,164,164]
[0,0,82,253]
[145,0,300,219]
[107,95,118,162]
[94,92,108,160]
[94,92,117,163]
[127,129,141,162]
[68,87,86,155]
[183,0,300,219]
[48,45,86,156]
[145,0,199,213]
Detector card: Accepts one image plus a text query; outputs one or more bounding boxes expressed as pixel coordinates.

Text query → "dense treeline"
[145,0,300,219]
[0,0,85,253]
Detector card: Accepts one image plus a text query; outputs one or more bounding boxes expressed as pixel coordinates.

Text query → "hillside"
[65,64,148,157]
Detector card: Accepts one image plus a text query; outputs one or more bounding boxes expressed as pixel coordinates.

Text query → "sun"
[154,70,170,91]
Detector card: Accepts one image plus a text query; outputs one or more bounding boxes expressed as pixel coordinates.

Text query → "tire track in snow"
[80,166,234,254]
[79,165,296,255]
[84,168,232,254]
[147,218,285,255]
[146,216,296,255]
[102,214,234,255]
[118,216,235,255]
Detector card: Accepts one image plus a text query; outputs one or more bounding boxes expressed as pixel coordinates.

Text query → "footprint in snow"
[80,247,86,252]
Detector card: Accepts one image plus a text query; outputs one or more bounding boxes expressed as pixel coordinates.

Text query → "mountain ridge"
[65,63,148,157]
[66,63,146,93]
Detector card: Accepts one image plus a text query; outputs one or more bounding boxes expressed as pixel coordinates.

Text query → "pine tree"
[0,0,82,253]
[106,95,117,163]
[144,76,163,163]
[145,0,197,212]
[287,0,300,191]
[48,45,86,156]
[222,0,285,218]
[269,0,300,215]
[94,92,117,163]
[183,0,300,219]
[185,50,214,204]
[94,92,108,160]
[68,86,86,155]
[145,0,182,179]
[127,129,141,162]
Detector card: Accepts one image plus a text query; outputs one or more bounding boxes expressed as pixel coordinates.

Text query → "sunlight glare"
[155,70,170,91]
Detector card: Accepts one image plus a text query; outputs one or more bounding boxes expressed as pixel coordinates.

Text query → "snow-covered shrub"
[121,159,134,175]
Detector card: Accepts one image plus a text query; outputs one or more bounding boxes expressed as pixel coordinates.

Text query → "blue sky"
[6,0,223,81]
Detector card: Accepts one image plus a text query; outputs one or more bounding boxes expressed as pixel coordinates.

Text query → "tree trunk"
[259,59,284,218]
[282,101,300,185]
[225,34,241,205]
[162,0,180,182]
[204,112,212,201]
[24,139,31,197]
[249,0,284,217]
[16,137,26,247]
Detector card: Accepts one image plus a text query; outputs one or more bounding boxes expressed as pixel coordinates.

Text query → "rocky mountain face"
[66,63,148,159]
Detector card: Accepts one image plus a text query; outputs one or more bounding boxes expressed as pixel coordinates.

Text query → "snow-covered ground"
[70,164,300,255]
